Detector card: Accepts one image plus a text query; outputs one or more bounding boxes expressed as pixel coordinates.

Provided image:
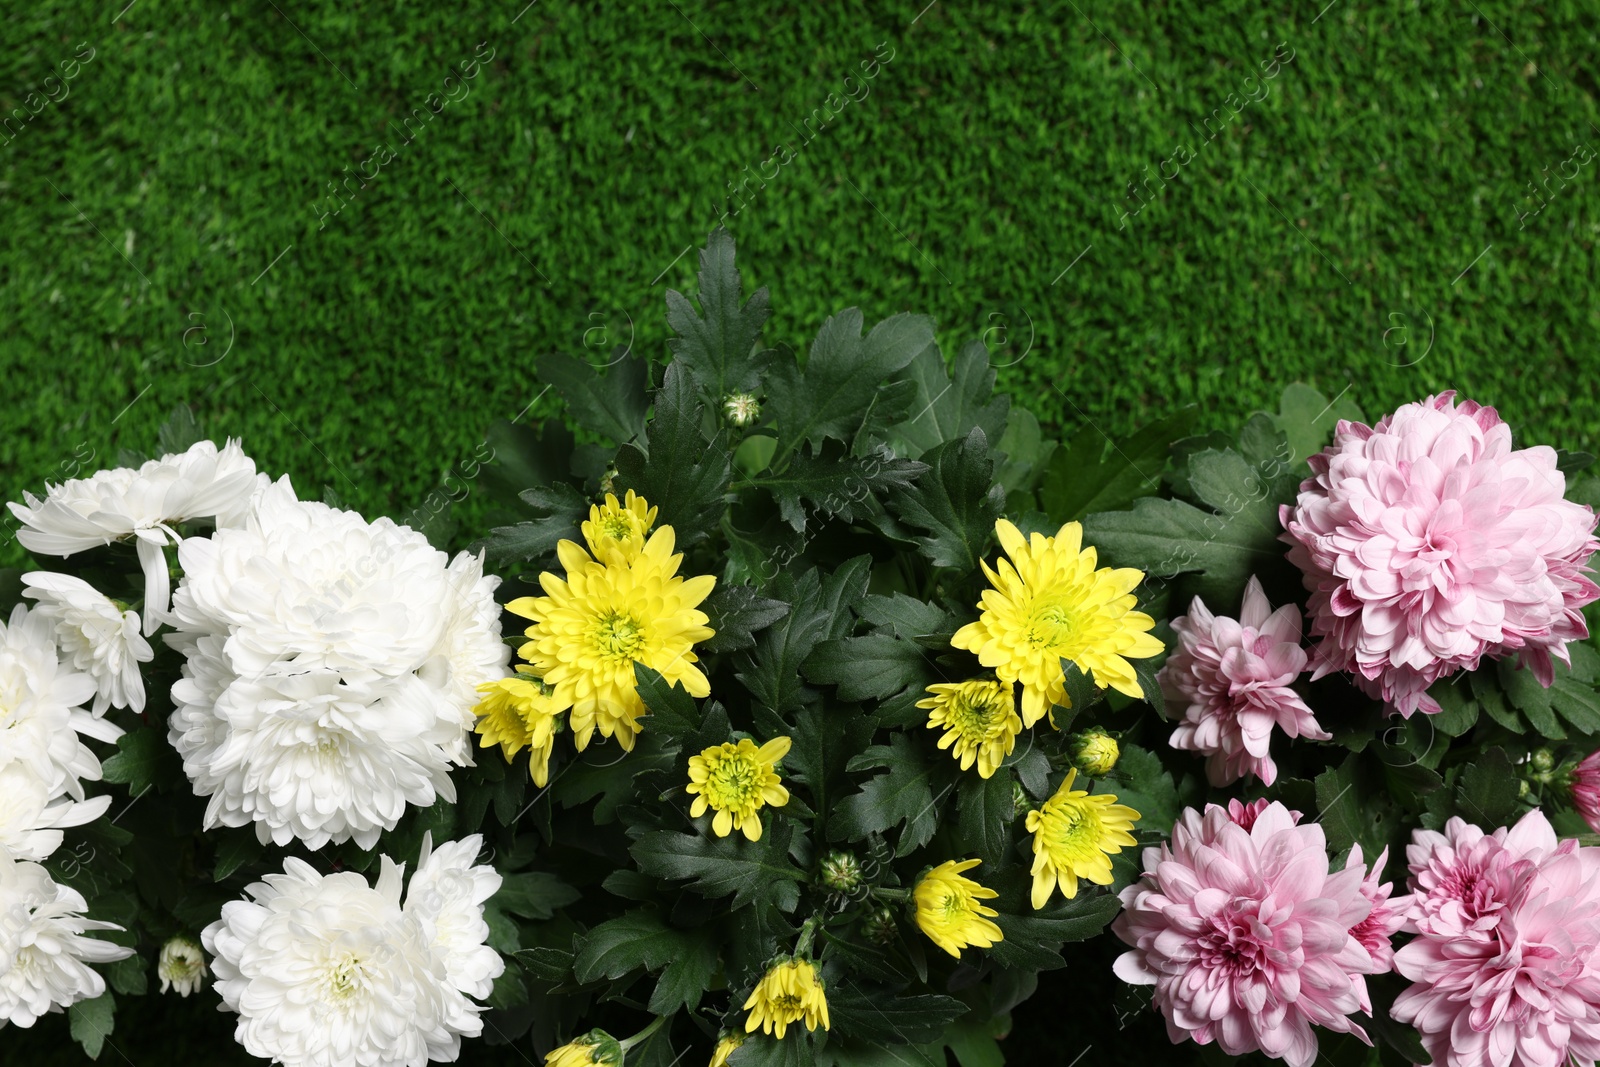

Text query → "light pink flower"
[1158,576,1328,786]
[1112,802,1385,1067]
[1280,392,1600,717]
[1345,844,1407,972]
[1226,797,1301,830]
[1573,750,1600,833]
[1403,810,1571,941]
[1393,834,1600,1067]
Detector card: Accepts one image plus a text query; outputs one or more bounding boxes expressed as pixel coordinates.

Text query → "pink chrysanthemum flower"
[1112,802,1386,1067]
[1572,750,1600,833]
[1224,797,1283,830]
[1280,392,1600,717]
[1393,822,1600,1067]
[1158,577,1328,786]
[1403,810,1572,941]
[1345,844,1407,972]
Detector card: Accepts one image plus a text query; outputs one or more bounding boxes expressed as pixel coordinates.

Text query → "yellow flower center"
[946,690,1009,741]
[600,514,635,541]
[319,954,366,1005]
[703,751,762,810]
[591,611,645,661]
[1026,599,1080,651]
[1044,803,1105,861]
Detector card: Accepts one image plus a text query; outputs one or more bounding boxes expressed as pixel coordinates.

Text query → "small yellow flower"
[687,736,791,841]
[743,957,830,1039]
[581,490,658,566]
[912,859,1005,959]
[473,675,566,786]
[509,526,715,752]
[545,1030,623,1067]
[952,519,1164,728]
[1025,769,1140,909]
[918,680,1022,779]
[1071,728,1121,777]
[709,1032,745,1067]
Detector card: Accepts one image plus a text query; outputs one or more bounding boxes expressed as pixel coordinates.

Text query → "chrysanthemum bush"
[4,229,1600,1067]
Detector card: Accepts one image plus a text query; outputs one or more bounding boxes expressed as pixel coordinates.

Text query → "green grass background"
[3,0,1599,1061]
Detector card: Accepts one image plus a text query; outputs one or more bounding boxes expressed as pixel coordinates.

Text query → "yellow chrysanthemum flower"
[1071,728,1120,777]
[918,680,1022,779]
[581,489,658,566]
[952,519,1164,728]
[473,675,565,786]
[1025,769,1140,909]
[743,956,830,1039]
[509,527,715,752]
[545,1030,622,1067]
[687,736,791,841]
[709,1032,745,1067]
[912,859,1005,959]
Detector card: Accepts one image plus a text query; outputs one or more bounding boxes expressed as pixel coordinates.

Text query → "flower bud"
[157,936,208,997]
[710,1032,746,1067]
[862,905,898,945]
[1011,780,1030,819]
[547,1030,624,1067]
[1530,747,1556,777]
[819,850,863,893]
[599,467,618,496]
[1070,728,1120,777]
[723,393,761,427]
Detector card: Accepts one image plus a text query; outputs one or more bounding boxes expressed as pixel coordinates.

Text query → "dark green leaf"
[1456,748,1521,829]
[728,1032,812,1067]
[69,991,115,1060]
[1081,494,1287,603]
[856,593,952,642]
[513,946,575,986]
[630,821,803,910]
[762,440,926,533]
[494,872,581,921]
[886,338,1010,458]
[1271,383,1363,466]
[1105,743,1179,837]
[1427,679,1480,737]
[212,829,263,882]
[106,955,146,997]
[101,726,179,794]
[486,963,529,1009]
[891,427,1006,571]
[826,978,968,1044]
[836,736,944,856]
[648,930,720,1013]
[989,894,1121,970]
[701,585,791,654]
[157,405,203,455]
[1041,408,1196,520]
[535,348,651,443]
[766,309,935,455]
[481,482,588,564]
[634,663,703,738]
[479,419,577,504]
[571,910,684,982]
[957,771,1015,866]
[664,226,773,401]
[1055,658,1105,729]
[805,633,930,703]
[615,362,731,548]
[736,559,871,713]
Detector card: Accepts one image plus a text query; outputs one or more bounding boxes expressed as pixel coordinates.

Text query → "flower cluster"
[1392,810,1600,1067]
[0,852,133,1028]
[1112,802,1397,1067]
[1280,392,1600,717]
[489,491,716,762]
[203,834,503,1067]
[166,478,508,849]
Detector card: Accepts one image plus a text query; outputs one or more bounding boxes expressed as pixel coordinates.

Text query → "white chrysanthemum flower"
[203,846,499,1067]
[166,480,507,849]
[0,765,112,862]
[404,834,504,1000]
[22,572,154,715]
[0,605,119,800]
[7,439,265,634]
[157,936,207,997]
[0,853,133,1027]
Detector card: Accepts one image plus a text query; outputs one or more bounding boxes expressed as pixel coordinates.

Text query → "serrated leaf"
[729,1032,812,1067]
[891,426,1006,571]
[1041,408,1197,521]
[787,705,878,826]
[630,821,803,910]
[212,829,263,882]
[1080,493,1289,604]
[1055,658,1105,730]
[494,871,580,921]
[106,955,146,996]
[856,593,951,642]
[736,559,871,714]
[766,309,935,456]
[1271,382,1364,466]
[634,663,703,737]
[763,440,926,533]
[1427,678,1481,737]
[514,946,575,985]
[615,362,731,548]
[886,338,1010,458]
[572,909,716,1012]
[648,930,720,1014]
[536,348,650,443]
[836,736,944,855]
[1107,744,1179,837]
[157,405,203,455]
[826,978,968,1045]
[1498,660,1566,739]
[1456,748,1521,829]
[989,894,1121,970]
[664,227,773,401]
[481,482,588,564]
[69,991,115,1060]
[701,585,791,654]
[805,633,930,702]
[956,771,1014,866]
[101,726,178,794]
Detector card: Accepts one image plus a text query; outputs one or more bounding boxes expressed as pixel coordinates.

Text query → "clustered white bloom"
[157,936,208,997]
[23,571,154,715]
[0,603,133,1027]
[166,479,509,848]
[203,834,504,1067]
[8,439,266,634]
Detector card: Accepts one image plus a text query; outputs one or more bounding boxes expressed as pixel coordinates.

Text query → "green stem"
[618,1015,666,1051]
[794,915,821,957]
[871,887,910,903]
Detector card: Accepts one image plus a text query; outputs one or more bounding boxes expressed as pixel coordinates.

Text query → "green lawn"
[3,0,1599,1061]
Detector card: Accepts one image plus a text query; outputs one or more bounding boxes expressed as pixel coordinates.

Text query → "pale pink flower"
[1280,392,1600,717]
[1345,844,1407,972]
[1225,797,1300,830]
[1158,576,1328,786]
[1573,750,1600,833]
[1393,840,1600,1067]
[1112,802,1385,1067]
[1403,810,1570,940]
